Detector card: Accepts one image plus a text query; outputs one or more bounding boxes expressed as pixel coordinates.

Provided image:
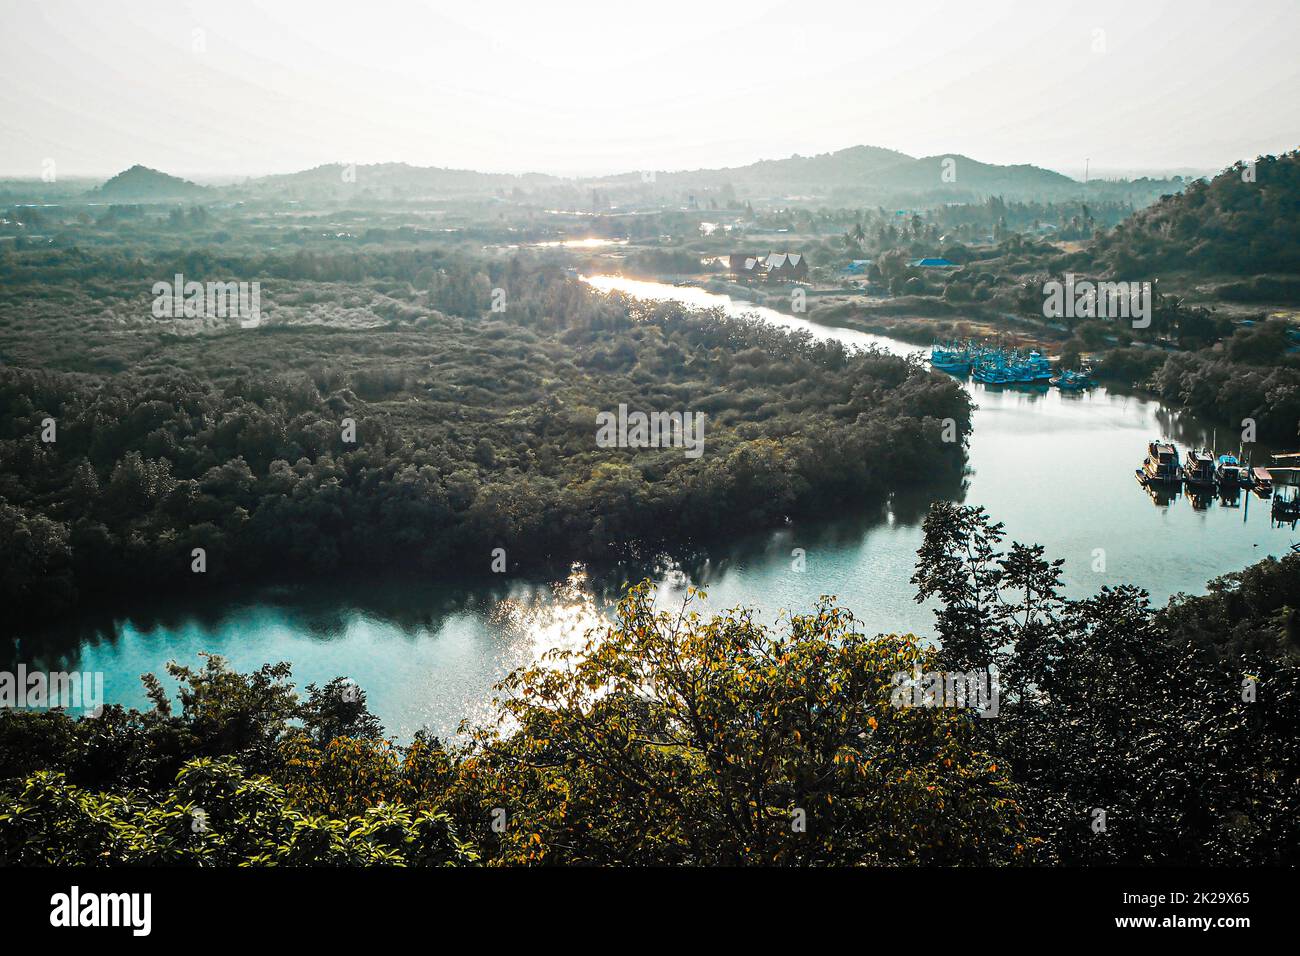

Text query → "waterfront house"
[764,252,808,281]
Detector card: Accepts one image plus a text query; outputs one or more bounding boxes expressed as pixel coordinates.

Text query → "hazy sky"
[2,0,1298,180]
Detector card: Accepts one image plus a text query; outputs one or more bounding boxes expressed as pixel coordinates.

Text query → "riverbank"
[613,269,1069,353]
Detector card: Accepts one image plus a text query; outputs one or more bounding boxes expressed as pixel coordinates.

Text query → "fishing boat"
[973,361,1014,385]
[1001,362,1039,385]
[1182,450,1217,488]
[929,342,971,375]
[1050,369,1094,391]
[1215,454,1248,487]
[946,342,1058,386]
[1252,466,1274,495]
[1139,441,1182,485]
[1025,350,1055,382]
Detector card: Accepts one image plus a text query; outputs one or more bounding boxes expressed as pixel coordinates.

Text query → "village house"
[727,251,808,282]
[728,252,764,278]
[764,252,808,282]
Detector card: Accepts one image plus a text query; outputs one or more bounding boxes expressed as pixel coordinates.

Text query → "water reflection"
[1141,480,1180,509]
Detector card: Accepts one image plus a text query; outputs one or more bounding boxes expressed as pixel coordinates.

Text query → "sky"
[1,0,1298,180]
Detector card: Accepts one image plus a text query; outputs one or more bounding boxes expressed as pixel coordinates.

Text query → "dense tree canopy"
[1091,151,1300,276]
[0,251,969,625]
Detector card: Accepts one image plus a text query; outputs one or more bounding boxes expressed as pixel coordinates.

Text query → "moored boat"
[930,340,974,375]
[1216,454,1248,487]
[1182,450,1217,488]
[1051,369,1094,391]
[951,342,1061,386]
[1141,441,1182,485]
[930,350,970,375]
[973,363,1013,385]
[1025,350,1054,382]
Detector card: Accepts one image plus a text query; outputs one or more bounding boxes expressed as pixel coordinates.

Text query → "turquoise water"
[12,278,1294,739]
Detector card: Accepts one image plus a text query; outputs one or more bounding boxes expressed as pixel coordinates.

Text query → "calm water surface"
[14,277,1295,738]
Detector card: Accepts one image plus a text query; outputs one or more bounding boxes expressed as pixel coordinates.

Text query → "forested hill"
[90,165,208,202]
[593,145,1084,199]
[1091,150,1300,275]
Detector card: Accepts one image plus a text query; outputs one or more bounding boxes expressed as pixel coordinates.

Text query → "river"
[12,277,1295,739]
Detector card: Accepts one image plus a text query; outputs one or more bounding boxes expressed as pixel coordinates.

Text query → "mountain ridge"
[88,145,1166,204]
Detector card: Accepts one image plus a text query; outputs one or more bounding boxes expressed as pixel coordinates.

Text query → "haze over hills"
[241,145,1088,201]
[610,146,1078,193]
[243,162,562,200]
[592,145,917,187]
[49,145,1196,208]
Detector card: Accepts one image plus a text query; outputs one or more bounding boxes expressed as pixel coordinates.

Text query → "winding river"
[12,278,1295,739]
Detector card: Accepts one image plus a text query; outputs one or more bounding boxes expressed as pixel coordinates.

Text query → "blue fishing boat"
[973,366,1013,385]
[972,352,1016,384]
[930,349,970,374]
[1051,369,1094,391]
[929,340,973,375]
[942,342,1060,386]
[1025,350,1054,382]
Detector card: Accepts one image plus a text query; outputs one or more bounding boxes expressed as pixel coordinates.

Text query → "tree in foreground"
[457,583,1031,865]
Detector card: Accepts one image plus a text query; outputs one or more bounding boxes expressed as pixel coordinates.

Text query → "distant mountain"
[875,154,1077,191]
[600,145,915,189]
[244,162,561,199]
[181,146,1177,206]
[91,165,207,202]
[589,145,1081,202]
